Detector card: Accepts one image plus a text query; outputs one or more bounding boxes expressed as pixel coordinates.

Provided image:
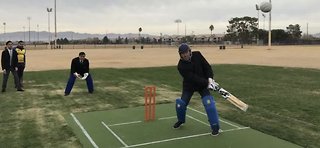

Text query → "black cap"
[178,43,190,53]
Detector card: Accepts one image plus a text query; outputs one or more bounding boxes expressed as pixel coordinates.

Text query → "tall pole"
[37,24,39,43]
[3,22,5,41]
[23,26,26,42]
[268,0,272,50]
[255,4,260,45]
[262,14,266,30]
[54,0,57,49]
[174,19,182,35]
[184,24,186,37]
[47,8,52,49]
[306,23,309,40]
[27,17,31,43]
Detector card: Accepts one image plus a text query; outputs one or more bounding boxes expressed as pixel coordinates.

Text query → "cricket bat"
[217,88,249,112]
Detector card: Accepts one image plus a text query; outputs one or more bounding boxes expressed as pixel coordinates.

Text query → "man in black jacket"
[173,43,220,136]
[64,52,94,96]
[1,41,24,92]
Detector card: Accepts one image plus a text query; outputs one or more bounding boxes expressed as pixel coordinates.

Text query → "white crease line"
[186,115,210,127]
[122,127,250,148]
[188,107,241,128]
[102,121,128,147]
[70,113,99,148]
[108,121,142,127]
[158,116,176,120]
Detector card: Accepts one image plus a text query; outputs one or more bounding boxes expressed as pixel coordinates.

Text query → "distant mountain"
[0,31,156,42]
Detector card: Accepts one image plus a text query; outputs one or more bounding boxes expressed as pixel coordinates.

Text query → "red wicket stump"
[144,86,156,121]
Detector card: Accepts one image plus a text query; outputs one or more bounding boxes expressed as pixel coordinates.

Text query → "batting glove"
[208,78,219,91]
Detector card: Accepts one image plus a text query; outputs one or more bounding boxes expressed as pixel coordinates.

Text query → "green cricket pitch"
[65,104,302,148]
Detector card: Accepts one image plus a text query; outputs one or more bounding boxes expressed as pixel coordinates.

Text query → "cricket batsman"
[64,52,94,96]
[173,43,220,136]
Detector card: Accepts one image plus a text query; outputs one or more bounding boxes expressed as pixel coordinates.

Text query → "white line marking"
[158,116,176,120]
[70,113,99,148]
[101,121,128,147]
[186,115,210,127]
[188,107,241,128]
[108,121,142,127]
[122,127,250,148]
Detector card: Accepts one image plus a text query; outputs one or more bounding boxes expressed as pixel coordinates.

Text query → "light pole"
[54,0,57,49]
[268,0,272,50]
[262,13,266,30]
[174,19,182,35]
[27,17,31,43]
[138,27,142,44]
[47,7,52,49]
[255,4,260,29]
[3,22,6,41]
[23,26,26,42]
[255,4,260,45]
[37,24,39,44]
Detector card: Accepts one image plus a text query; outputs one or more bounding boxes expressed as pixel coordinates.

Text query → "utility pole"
[3,22,6,41]
[23,26,26,42]
[37,24,39,44]
[27,17,31,43]
[54,0,57,49]
[174,19,182,35]
[255,4,260,45]
[268,0,272,50]
[47,7,52,49]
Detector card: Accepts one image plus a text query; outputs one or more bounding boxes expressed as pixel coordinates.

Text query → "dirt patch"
[17,45,320,72]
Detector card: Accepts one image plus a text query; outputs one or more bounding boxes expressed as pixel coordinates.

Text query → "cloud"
[0,0,319,35]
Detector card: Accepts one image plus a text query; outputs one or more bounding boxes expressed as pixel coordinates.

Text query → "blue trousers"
[181,89,211,106]
[64,74,94,94]
[180,89,220,131]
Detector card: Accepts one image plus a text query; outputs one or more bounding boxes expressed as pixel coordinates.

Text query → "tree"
[272,29,289,44]
[116,36,122,44]
[257,29,268,44]
[209,24,214,36]
[63,38,69,44]
[102,36,110,44]
[286,24,302,41]
[226,16,258,45]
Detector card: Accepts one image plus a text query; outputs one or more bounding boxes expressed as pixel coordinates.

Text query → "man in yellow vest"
[15,41,26,88]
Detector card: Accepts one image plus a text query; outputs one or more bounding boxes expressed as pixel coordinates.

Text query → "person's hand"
[208,78,219,91]
[81,73,89,80]
[3,69,6,75]
[73,72,82,79]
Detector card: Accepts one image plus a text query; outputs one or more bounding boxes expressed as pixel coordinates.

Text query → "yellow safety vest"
[16,48,26,63]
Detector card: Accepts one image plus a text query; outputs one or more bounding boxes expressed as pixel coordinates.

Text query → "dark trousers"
[17,63,25,87]
[64,74,94,95]
[2,67,22,90]
[181,88,211,106]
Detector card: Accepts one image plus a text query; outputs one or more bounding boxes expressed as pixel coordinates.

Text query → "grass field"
[0,64,319,147]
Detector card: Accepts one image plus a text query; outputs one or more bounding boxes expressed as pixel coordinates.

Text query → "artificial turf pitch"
[65,103,302,148]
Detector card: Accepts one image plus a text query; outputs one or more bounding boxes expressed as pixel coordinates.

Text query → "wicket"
[144,86,156,121]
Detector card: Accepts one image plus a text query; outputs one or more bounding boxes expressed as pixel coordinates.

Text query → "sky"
[0,0,319,36]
